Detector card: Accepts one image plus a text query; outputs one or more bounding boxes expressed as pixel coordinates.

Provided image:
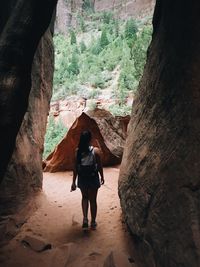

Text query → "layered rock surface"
[55,0,155,33]
[119,1,200,267]
[0,29,54,213]
[43,110,129,172]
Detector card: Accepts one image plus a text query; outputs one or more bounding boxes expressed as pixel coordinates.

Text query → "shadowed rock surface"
[43,111,129,172]
[0,0,57,183]
[0,30,54,214]
[119,1,200,267]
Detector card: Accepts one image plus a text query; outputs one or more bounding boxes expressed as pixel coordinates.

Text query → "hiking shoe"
[82,218,89,229]
[91,221,97,230]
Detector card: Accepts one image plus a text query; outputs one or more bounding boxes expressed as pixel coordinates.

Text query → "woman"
[71,130,104,230]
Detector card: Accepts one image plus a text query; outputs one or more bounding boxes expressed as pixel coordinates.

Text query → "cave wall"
[0,0,57,183]
[0,29,54,213]
[119,1,200,267]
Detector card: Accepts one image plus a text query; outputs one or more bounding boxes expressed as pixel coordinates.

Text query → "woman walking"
[71,130,104,230]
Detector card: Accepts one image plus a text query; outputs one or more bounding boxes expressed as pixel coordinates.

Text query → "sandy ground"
[0,167,137,267]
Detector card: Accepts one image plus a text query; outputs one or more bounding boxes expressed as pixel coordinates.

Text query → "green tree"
[78,16,86,32]
[102,11,113,24]
[124,19,137,40]
[100,28,109,48]
[70,30,77,45]
[43,116,67,159]
[67,52,79,75]
[82,0,94,12]
[80,40,87,53]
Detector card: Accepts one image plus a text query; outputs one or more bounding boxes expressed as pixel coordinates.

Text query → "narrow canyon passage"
[0,167,136,267]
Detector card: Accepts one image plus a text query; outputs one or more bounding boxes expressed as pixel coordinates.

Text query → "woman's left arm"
[71,150,78,191]
[94,147,104,185]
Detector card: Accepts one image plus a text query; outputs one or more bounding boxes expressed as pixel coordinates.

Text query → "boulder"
[87,109,130,158]
[43,111,129,172]
[22,235,52,252]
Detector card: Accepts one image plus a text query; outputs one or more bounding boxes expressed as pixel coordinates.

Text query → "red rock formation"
[119,1,200,267]
[43,112,127,172]
[0,30,54,212]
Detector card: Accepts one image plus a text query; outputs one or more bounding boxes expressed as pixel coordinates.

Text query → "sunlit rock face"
[0,30,54,213]
[55,0,155,33]
[119,1,200,267]
[43,111,129,172]
[94,0,155,18]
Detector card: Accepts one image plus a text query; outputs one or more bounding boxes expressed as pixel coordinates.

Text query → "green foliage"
[108,104,132,116]
[70,30,77,45]
[132,24,152,79]
[78,15,86,32]
[67,51,79,75]
[100,28,109,48]
[82,0,94,12]
[80,40,87,53]
[102,11,113,24]
[52,15,153,116]
[124,19,138,40]
[43,116,67,159]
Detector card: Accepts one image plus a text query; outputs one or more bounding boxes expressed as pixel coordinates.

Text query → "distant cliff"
[55,0,155,34]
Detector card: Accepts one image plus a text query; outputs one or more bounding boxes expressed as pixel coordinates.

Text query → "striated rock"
[55,0,155,33]
[119,1,200,267]
[43,112,125,172]
[0,29,54,214]
[55,0,83,33]
[94,0,155,19]
[22,235,52,252]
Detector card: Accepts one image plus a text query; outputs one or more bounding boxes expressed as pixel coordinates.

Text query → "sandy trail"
[0,167,136,267]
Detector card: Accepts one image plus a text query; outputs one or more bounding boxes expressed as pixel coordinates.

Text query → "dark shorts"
[77,173,100,190]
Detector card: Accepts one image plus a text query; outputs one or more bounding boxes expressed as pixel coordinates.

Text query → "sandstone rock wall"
[0,30,54,214]
[94,0,155,19]
[55,0,155,33]
[119,1,200,267]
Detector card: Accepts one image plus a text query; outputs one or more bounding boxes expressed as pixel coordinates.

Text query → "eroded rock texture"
[119,1,200,267]
[0,0,57,183]
[43,111,129,172]
[0,30,54,213]
[55,0,155,33]
[94,0,155,18]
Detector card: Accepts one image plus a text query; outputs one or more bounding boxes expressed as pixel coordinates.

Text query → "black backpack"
[77,147,98,178]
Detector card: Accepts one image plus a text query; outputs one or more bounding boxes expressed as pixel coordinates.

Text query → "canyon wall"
[119,1,200,267]
[55,0,155,33]
[0,30,54,213]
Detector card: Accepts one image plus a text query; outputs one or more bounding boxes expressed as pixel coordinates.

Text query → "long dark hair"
[77,130,92,163]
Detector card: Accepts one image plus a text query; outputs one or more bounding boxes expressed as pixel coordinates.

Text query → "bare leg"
[81,189,89,221]
[88,188,98,223]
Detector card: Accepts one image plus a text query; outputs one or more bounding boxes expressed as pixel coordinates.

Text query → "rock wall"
[55,0,155,33]
[94,0,155,19]
[43,111,129,172]
[119,1,200,267]
[0,30,54,214]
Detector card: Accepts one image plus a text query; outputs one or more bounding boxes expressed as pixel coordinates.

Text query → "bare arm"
[71,149,78,191]
[94,147,105,185]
